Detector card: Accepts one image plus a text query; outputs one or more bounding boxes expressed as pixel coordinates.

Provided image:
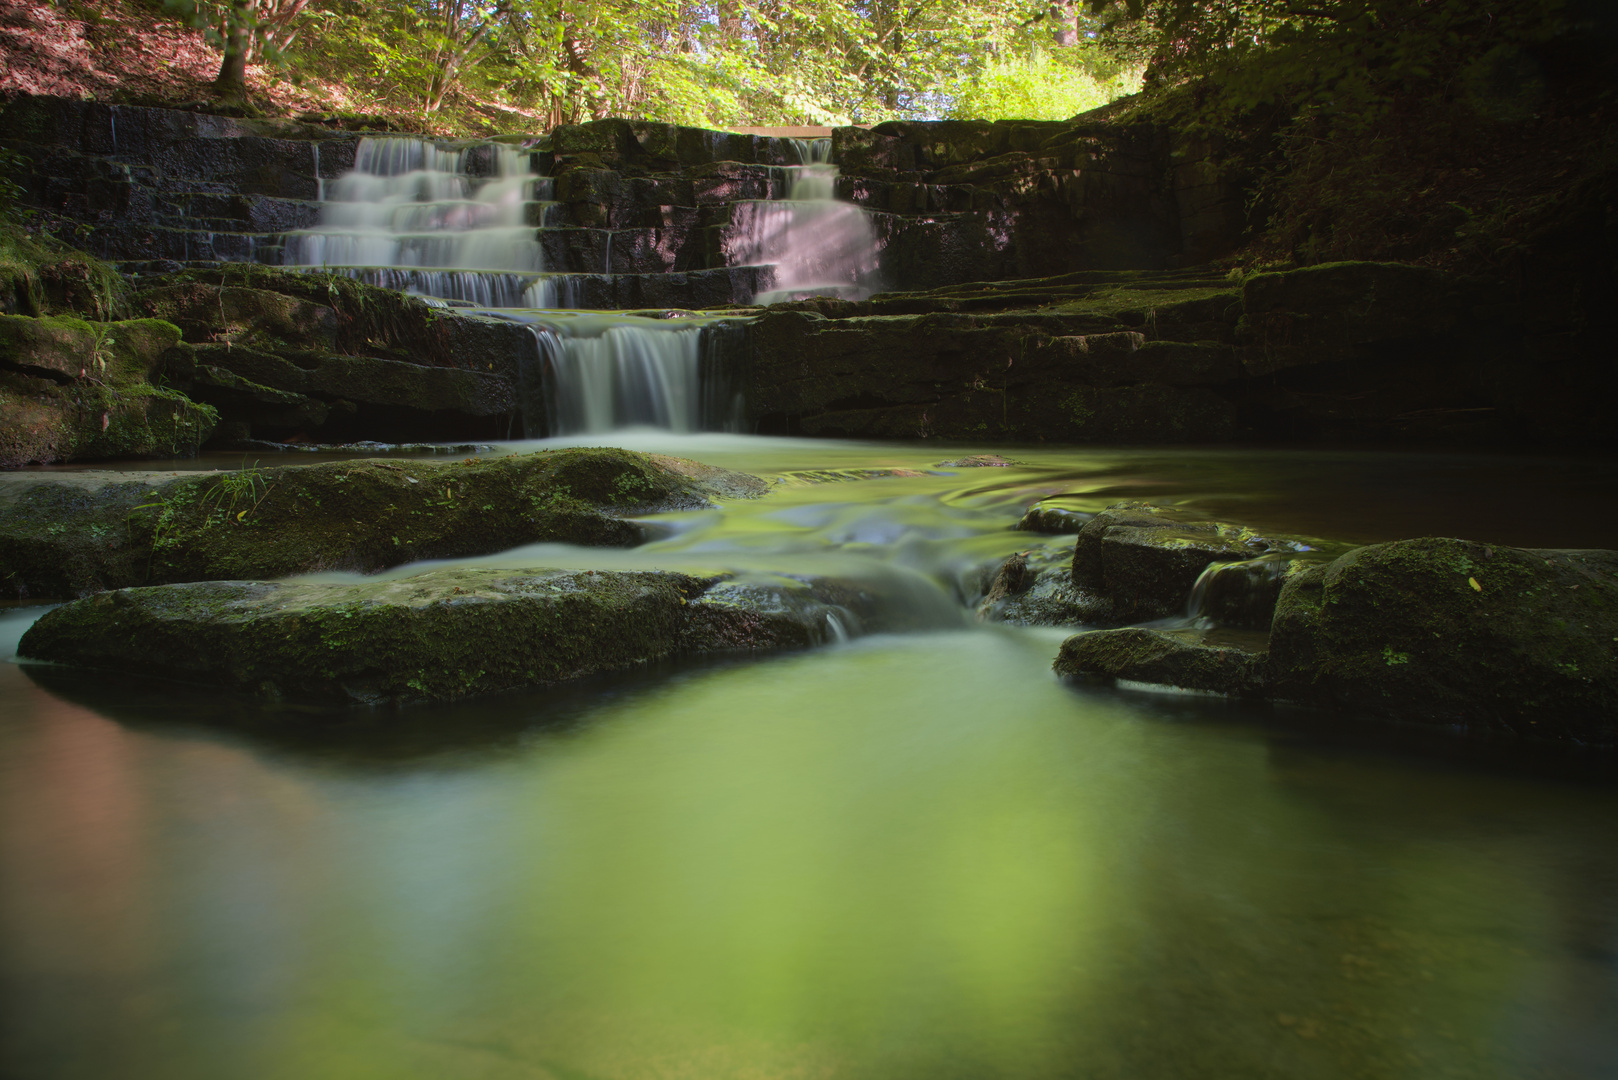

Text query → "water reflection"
[4,629,1617,1079]
[4,438,1618,1080]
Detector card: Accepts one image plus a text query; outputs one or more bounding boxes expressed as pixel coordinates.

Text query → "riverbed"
[3,435,1616,1080]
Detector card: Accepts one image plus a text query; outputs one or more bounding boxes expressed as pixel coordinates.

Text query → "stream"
[3,434,1617,1080]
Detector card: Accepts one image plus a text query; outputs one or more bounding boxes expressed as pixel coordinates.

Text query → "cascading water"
[741,138,883,304]
[283,138,553,306]
[282,135,747,436]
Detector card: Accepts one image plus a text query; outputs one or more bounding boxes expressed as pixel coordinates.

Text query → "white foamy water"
[284,138,549,277]
[742,138,883,304]
[277,134,877,434]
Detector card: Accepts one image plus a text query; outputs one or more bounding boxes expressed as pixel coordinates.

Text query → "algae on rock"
[0,447,766,598]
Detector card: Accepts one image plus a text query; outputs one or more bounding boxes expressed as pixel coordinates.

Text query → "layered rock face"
[745,260,1610,445]
[1,96,1241,289]
[2,94,1608,451]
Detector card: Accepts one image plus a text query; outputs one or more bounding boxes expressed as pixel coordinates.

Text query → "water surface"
[3,437,1616,1080]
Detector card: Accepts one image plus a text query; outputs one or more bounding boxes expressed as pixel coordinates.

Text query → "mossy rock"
[0,369,217,469]
[0,224,128,319]
[1069,502,1324,623]
[17,568,710,705]
[15,562,933,706]
[0,314,182,386]
[1054,626,1270,697]
[1269,537,1618,741]
[0,447,766,598]
[135,285,340,351]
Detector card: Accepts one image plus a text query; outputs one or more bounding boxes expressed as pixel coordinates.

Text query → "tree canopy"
[169,0,1136,127]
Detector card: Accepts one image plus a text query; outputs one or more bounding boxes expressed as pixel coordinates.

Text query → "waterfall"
[283,137,548,298]
[742,137,883,305]
[282,135,760,435]
[520,318,748,437]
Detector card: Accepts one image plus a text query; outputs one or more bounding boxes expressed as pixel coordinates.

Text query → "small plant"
[611,471,656,504]
[89,323,117,377]
[202,462,274,523]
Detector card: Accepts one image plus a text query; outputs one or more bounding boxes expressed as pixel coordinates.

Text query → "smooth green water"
[3,437,1616,1080]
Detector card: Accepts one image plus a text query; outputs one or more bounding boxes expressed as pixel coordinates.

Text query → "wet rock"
[16,563,932,706]
[1016,502,1092,534]
[975,551,1032,617]
[744,275,1248,441]
[0,447,766,599]
[0,314,181,382]
[1269,538,1618,741]
[684,572,938,651]
[936,454,1021,467]
[1054,627,1269,697]
[1070,502,1309,623]
[0,370,218,468]
[187,344,515,442]
[136,285,340,351]
[120,268,531,443]
[0,312,218,467]
[190,364,332,430]
[18,568,708,705]
[979,543,1109,627]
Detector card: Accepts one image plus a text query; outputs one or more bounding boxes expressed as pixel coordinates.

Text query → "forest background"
[0,0,1610,268]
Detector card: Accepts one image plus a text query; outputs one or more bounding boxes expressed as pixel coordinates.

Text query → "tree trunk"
[214,3,252,103]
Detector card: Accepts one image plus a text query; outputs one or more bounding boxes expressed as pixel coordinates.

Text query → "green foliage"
[202,462,274,523]
[1086,0,1585,263]
[269,0,1138,126]
[947,49,1138,121]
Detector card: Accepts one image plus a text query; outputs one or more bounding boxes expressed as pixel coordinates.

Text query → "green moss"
[1271,537,1618,741]
[1,448,760,598]
[0,223,127,319]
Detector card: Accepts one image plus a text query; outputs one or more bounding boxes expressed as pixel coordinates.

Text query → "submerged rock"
[1269,538,1618,740]
[1054,627,1269,698]
[0,447,765,599]
[1016,501,1093,534]
[17,564,933,706]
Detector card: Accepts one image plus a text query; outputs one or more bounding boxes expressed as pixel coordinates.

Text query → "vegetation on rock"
[0,447,766,598]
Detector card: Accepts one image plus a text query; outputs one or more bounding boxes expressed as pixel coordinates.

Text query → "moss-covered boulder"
[16,562,933,706]
[0,225,128,319]
[0,310,219,467]
[1269,538,1618,740]
[0,314,183,383]
[1054,626,1269,697]
[1069,502,1324,623]
[135,285,340,351]
[18,569,709,705]
[0,447,766,598]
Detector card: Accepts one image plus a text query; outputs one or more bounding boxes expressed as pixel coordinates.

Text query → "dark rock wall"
[741,261,1613,445]
[0,96,1243,292]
